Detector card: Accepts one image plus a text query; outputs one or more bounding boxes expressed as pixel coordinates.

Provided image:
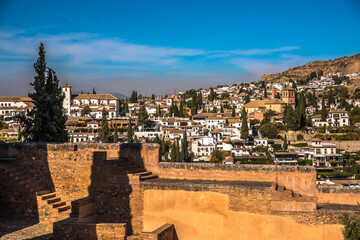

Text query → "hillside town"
[1,71,360,180]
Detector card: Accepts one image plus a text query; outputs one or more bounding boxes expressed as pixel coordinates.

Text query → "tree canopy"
[20,43,68,142]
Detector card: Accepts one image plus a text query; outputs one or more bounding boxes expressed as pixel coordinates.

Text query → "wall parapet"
[317,185,360,194]
[158,162,315,173]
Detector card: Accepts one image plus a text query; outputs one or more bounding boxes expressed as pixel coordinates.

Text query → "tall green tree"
[220,105,224,113]
[170,141,177,162]
[240,108,249,143]
[179,101,184,117]
[264,86,267,98]
[17,125,22,142]
[129,91,138,103]
[113,124,118,143]
[20,43,68,142]
[328,89,334,108]
[283,134,288,150]
[127,118,133,143]
[92,87,96,94]
[134,135,139,143]
[208,88,217,101]
[176,139,180,162]
[151,93,155,100]
[138,105,149,127]
[321,95,327,121]
[125,100,129,113]
[286,104,297,130]
[232,105,236,117]
[181,131,189,162]
[244,94,251,104]
[99,109,110,143]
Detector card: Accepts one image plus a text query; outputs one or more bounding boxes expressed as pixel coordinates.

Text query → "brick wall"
[317,185,360,205]
[53,219,126,240]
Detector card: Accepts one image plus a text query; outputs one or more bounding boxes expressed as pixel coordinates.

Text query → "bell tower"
[281,88,295,108]
[62,83,72,115]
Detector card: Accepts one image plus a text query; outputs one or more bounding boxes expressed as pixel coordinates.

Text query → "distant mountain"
[108,92,128,99]
[261,53,360,83]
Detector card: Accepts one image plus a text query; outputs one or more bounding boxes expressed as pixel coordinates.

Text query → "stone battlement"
[0,142,357,239]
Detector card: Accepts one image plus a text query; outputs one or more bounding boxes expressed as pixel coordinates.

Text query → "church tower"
[281,88,295,108]
[62,84,72,115]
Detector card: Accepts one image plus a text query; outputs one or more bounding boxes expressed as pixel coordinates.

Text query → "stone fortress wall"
[0,143,359,239]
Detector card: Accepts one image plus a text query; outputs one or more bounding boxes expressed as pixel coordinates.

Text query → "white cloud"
[0,28,306,95]
[0,29,300,66]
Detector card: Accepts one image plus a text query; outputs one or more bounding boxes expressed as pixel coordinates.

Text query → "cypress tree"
[130,91,138,103]
[232,105,236,117]
[171,141,177,162]
[124,100,129,113]
[264,86,267,98]
[283,134,288,150]
[321,95,327,121]
[312,92,317,107]
[99,109,110,143]
[198,92,203,106]
[209,88,214,101]
[113,124,118,143]
[179,101,184,117]
[92,87,96,94]
[328,89,334,108]
[127,118,133,143]
[240,108,249,143]
[299,99,306,129]
[161,137,168,156]
[20,43,68,142]
[220,105,224,113]
[17,125,22,142]
[244,94,251,103]
[286,104,297,130]
[176,139,180,162]
[151,93,155,100]
[134,135,139,143]
[181,131,189,162]
[138,105,149,127]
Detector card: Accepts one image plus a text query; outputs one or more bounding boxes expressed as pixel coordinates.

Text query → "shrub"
[296,134,304,141]
[271,144,282,152]
[342,206,360,240]
[292,143,308,147]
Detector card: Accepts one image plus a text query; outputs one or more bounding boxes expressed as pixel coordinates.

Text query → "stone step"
[140,174,158,181]
[135,171,152,177]
[3,166,19,173]
[37,190,53,196]
[7,169,23,175]
[53,201,67,208]
[58,205,71,213]
[13,173,26,179]
[0,157,17,161]
[132,168,147,173]
[127,236,139,240]
[18,178,34,185]
[107,157,128,162]
[42,193,57,200]
[48,197,61,204]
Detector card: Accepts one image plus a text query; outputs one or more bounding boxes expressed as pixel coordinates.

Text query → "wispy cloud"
[0,28,304,95]
[0,28,300,66]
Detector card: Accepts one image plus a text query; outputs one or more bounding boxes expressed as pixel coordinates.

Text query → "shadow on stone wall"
[0,143,55,237]
[87,149,141,235]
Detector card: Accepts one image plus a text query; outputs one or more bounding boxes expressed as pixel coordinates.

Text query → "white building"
[311,110,350,127]
[191,136,216,157]
[311,139,343,167]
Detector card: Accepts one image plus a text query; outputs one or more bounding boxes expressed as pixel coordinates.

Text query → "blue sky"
[0,0,360,96]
